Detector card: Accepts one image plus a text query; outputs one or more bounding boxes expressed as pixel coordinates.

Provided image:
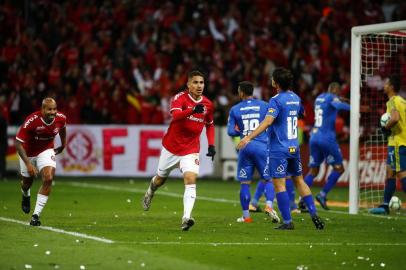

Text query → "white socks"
[33,194,48,216]
[183,184,196,219]
[21,188,30,197]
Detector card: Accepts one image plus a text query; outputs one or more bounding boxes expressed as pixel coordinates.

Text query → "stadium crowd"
[0,0,403,137]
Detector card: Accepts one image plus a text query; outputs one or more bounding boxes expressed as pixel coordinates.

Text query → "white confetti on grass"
[33,244,38,247]
[25,265,32,269]
[141,262,145,267]
[45,250,51,255]
[80,265,86,269]
[126,199,131,203]
[127,260,133,264]
[380,263,385,267]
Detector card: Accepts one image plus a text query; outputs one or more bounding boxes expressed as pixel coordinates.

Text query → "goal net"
[350,21,406,214]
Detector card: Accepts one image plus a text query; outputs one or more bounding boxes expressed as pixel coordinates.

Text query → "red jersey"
[16,111,67,157]
[162,91,215,155]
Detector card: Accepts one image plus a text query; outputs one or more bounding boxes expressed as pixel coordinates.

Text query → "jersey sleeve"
[16,117,33,143]
[331,97,350,111]
[393,96,403,112]
[169,93,184,113]
[267,98,279,118]
[227,108,240,137]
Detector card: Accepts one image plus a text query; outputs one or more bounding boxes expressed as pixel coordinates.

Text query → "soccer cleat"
[21,195,30,214]
[264,206,280,223]
[181,217,195,231]
[298,199,308,213]
[236,216,253,223]
[274,222,294,230]
[249,204,262,212]
[311,215,325,230]
[30,214,41,226]
[369,204,389,215]
[315,194,330,210]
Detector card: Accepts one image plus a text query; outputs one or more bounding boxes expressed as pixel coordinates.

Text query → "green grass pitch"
[1,177,405,270]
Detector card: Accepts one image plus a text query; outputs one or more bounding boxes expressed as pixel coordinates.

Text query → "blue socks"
[304,174,314,187]
[302,194,317,217]
[383,178,396,204]
[240,184,251,217]
[251,181,265,206]
[285,178,296,209]
[276,191,291,223]
[264,181,275,207]
[321,170,341,195]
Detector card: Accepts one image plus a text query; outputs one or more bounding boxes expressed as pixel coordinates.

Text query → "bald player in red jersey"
[15,98,66,226]
[142,70,216,231]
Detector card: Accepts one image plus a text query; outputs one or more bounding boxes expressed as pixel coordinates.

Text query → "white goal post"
[350,20,406,214]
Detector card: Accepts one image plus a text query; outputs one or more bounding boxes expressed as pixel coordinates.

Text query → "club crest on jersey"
[288,146,296,153]
[239,169,247,178]
[195,159,200,165]
[51,155,56,161]
[268,108,275,113]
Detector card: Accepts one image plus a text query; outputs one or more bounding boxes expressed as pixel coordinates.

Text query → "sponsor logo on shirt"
[288,146,296,153]
[268,108,275,113]
[188,115,204,123]
[36,126,46,130]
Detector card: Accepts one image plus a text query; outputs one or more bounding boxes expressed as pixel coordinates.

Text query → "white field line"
[131,241,406,246]
[0,216,114,244]
[63,181,406,221]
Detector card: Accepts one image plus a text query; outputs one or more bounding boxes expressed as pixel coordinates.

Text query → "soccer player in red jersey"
[142,70,216,231]
[15,98,67,226]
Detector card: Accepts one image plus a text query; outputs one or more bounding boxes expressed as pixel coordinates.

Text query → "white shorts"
[19,149,56,177]
[157,147,200,177]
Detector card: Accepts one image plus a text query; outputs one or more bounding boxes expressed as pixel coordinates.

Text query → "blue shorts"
[308,139,343,167]
[237,141,270,181]
[269,157,302,178]
[387,145,406,172]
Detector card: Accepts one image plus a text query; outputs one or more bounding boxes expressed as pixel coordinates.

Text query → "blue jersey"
[227,98,268,144]
[310,92,350,142]
[267,91,304,158]
[227,98,270,181]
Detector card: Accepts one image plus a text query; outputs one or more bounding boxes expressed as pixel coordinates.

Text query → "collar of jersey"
[188,93,203,103]
[41,116,55,126]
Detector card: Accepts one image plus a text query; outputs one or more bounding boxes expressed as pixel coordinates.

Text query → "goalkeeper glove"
[381,126,391,138]
[193,104,205,114]
[206,145,216,161]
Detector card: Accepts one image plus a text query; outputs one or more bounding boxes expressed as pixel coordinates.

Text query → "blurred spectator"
[0,0,398,140]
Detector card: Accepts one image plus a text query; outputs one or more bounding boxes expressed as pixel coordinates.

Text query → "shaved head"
[41,97,57,123]
[42,97,56,108]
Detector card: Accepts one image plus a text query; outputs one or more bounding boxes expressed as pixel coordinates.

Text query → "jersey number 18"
[287,116,298,139]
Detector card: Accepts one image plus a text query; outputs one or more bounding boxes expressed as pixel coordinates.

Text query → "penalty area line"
[0,216,114,244]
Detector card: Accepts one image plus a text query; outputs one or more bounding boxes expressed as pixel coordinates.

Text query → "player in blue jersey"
[300,82,350,211]
[238,68,324,230]
[227,81,280,223]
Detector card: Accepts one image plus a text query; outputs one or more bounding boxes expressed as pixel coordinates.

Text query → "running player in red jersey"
[15,98,66,226]
[142,70,216,231]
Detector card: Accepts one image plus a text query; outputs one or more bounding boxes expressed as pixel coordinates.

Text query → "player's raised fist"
[193,104,205,114]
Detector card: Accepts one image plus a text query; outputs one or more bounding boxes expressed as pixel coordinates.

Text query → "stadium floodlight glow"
[350,20,406,214]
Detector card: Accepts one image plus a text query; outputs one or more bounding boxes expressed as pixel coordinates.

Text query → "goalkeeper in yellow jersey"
[370,75,406,214]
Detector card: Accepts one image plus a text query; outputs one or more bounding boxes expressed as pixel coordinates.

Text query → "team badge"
[195,159,200,165]
[51,155,56,161]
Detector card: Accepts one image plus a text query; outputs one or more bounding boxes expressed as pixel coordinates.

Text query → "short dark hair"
[272,68,293,90]
[238,81,254,96]
[328,82,340,92]
[388,74,401,93]
[188,70,205,80]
